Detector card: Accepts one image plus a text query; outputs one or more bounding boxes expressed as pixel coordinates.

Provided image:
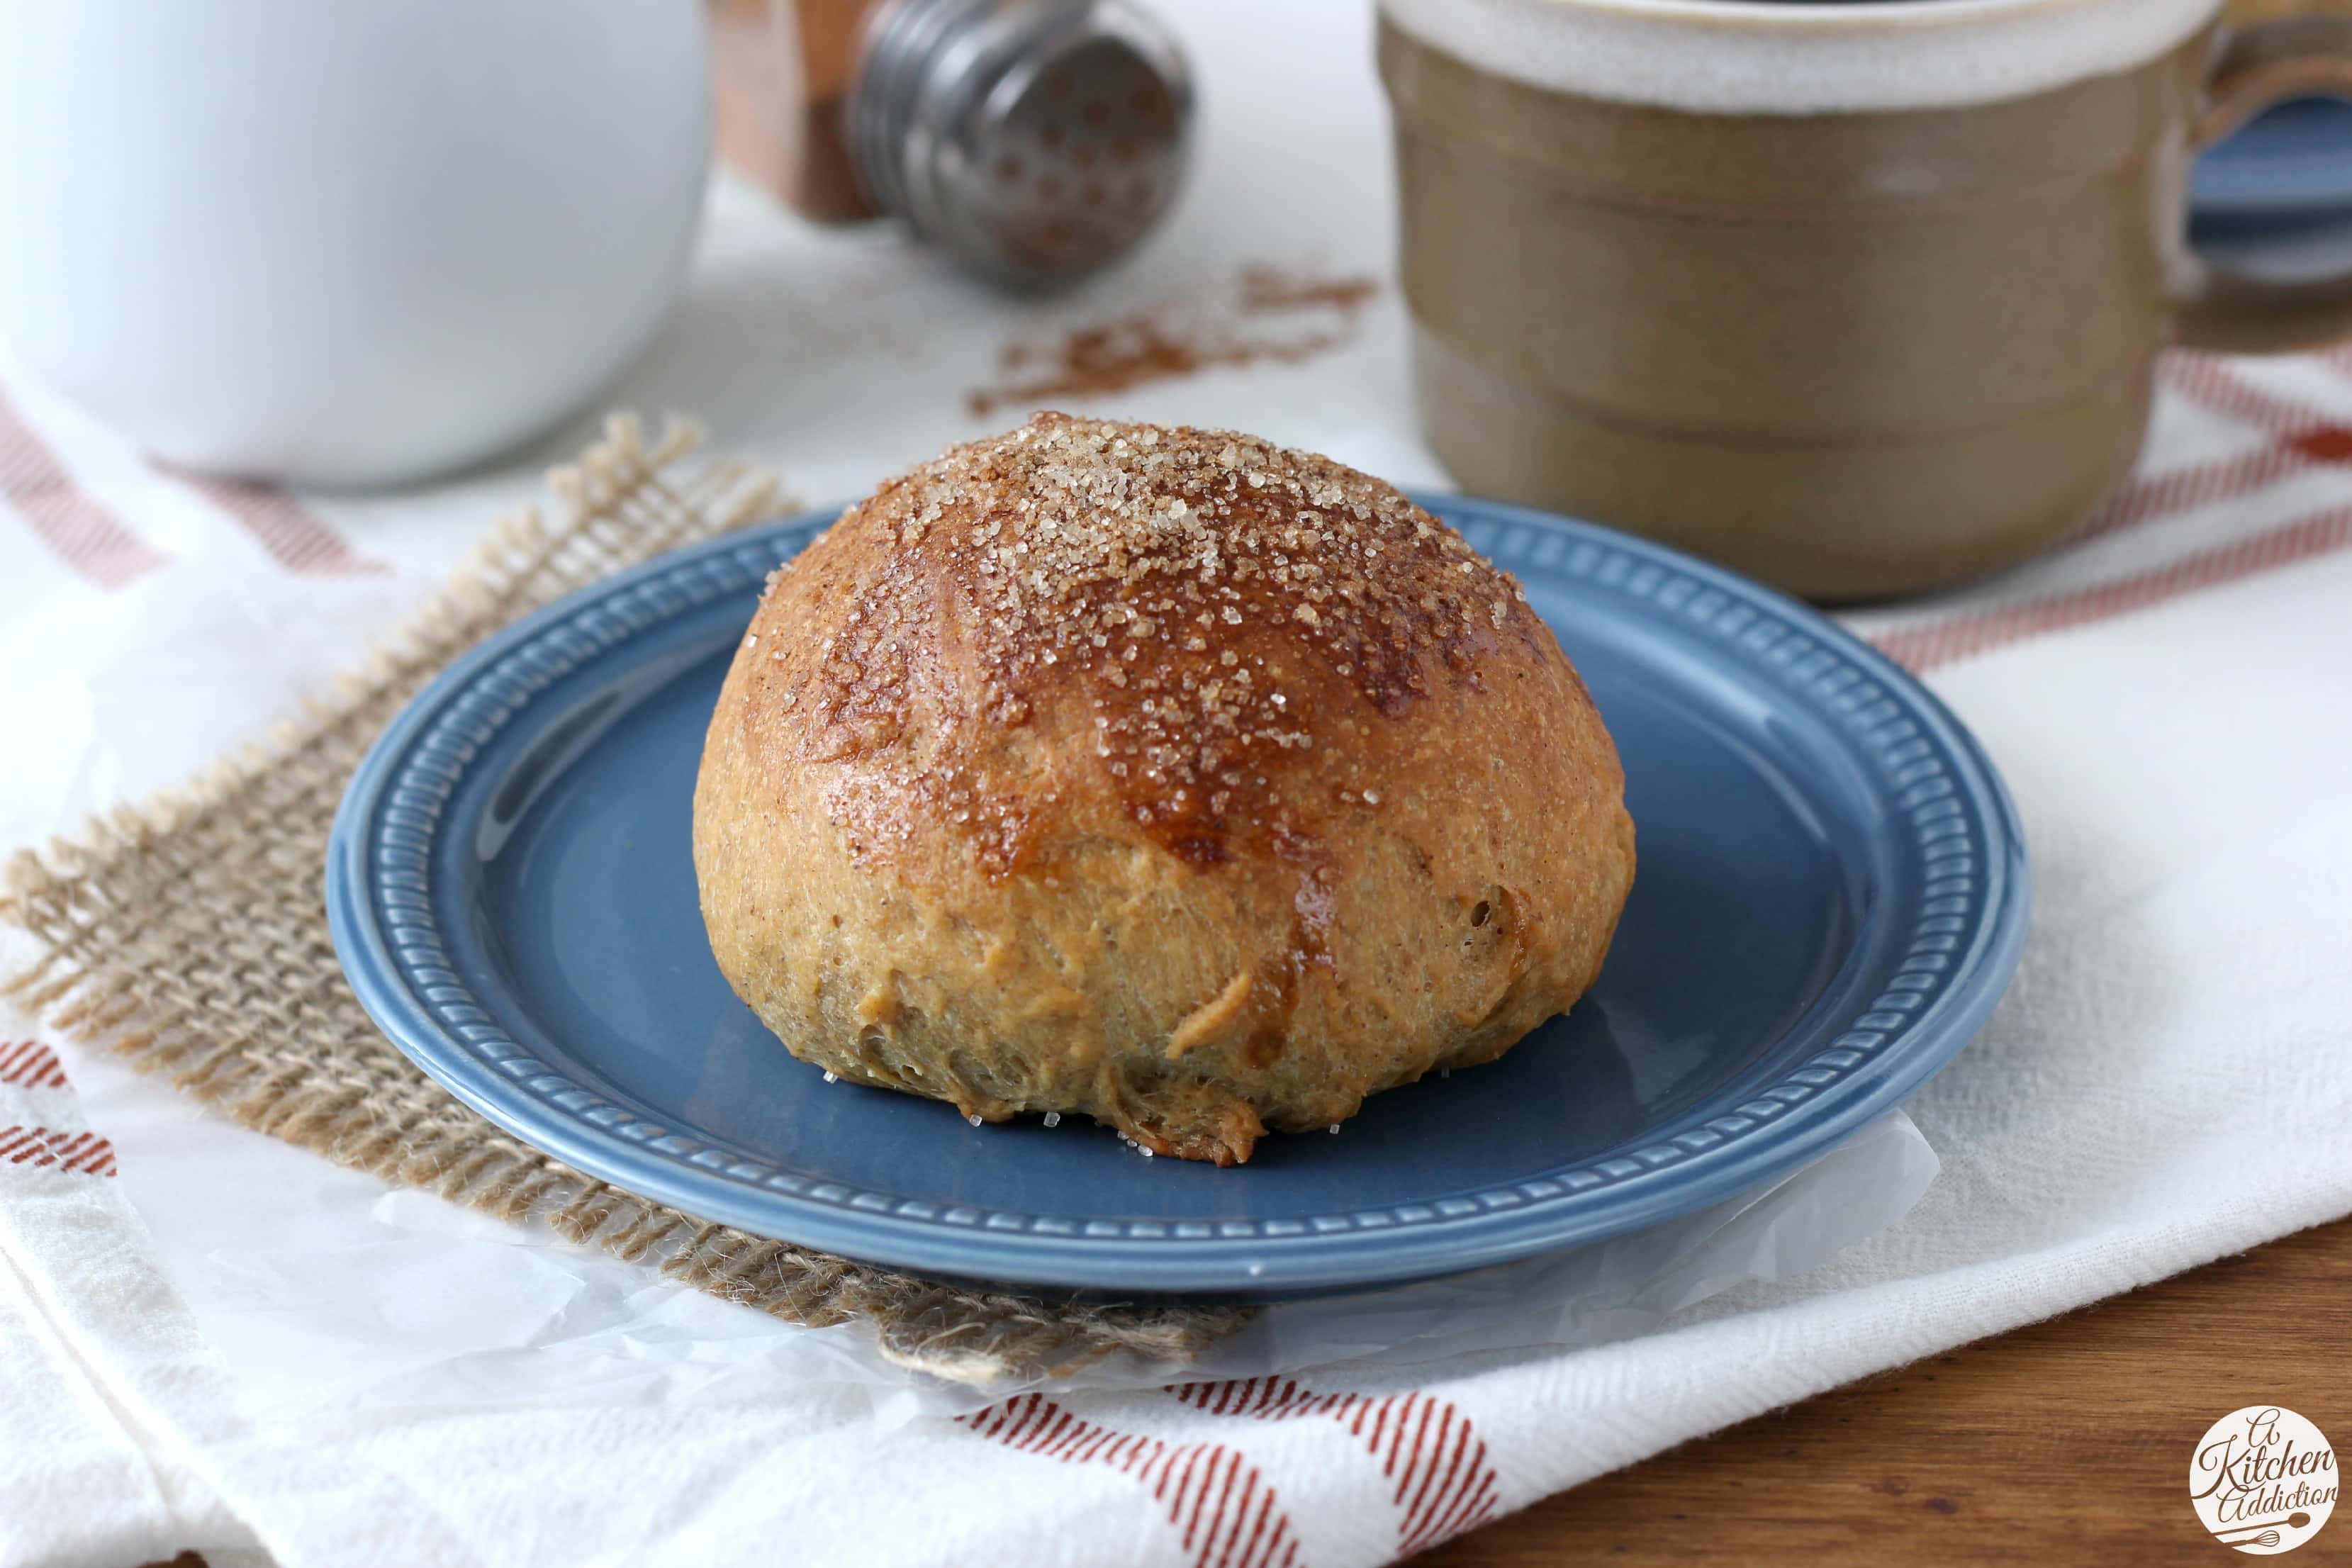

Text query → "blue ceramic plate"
[327,498,2027,1297]
[2196,98,2352,220]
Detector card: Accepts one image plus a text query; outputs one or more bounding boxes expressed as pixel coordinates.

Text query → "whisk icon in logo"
[2190,1407,2337,1555]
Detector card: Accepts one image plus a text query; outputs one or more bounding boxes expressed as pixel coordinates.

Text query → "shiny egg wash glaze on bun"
[693,415,1634,1164]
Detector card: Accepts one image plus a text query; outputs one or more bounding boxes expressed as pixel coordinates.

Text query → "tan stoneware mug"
[1379,0,2352,600]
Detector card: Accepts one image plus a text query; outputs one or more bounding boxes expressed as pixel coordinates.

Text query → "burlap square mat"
[1,416,1245,1387]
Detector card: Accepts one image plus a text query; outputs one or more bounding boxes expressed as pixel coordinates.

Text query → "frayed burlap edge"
[0,413,1248,1387]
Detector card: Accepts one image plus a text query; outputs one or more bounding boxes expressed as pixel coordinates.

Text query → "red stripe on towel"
[183,472,388,576]
[0,393,168,587]
[1172,1378,1501,1554]
[1876,501,2352,671]
[960,1393,1303,1568]
[0,1041,69,1090]
[0,1126,117,1176]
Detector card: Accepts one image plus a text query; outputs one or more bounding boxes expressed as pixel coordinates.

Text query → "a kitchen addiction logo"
[2190,1406,2338,1555]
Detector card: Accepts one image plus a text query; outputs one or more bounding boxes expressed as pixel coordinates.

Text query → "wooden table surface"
[149,1216,2347,1568]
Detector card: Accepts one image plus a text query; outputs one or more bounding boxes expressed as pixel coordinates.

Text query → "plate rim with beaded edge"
[326,494,2029,1298]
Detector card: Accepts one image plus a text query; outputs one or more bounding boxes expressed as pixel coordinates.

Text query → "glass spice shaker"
[710,0,1192,286]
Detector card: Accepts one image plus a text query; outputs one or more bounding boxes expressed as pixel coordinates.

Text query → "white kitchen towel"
[3,1,2350,1564]
[0,1045,268,1568]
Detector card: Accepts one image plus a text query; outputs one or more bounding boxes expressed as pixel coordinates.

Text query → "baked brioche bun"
[693,414,1634,1164]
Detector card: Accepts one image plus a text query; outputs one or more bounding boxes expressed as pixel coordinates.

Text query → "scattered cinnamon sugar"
[761,413,1532,875]
[967,264,1382,416]
[1237,265,1379,315]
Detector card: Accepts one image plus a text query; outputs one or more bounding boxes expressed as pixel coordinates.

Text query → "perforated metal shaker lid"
[850,0,1194,287]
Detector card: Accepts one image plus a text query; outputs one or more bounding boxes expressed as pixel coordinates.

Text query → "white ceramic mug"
[0,0,712,488]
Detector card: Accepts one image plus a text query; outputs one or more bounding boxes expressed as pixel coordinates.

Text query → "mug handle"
[2175,16,2352,353]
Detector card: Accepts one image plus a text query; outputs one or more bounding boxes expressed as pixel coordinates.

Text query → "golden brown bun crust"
[693,413,1634,1163]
